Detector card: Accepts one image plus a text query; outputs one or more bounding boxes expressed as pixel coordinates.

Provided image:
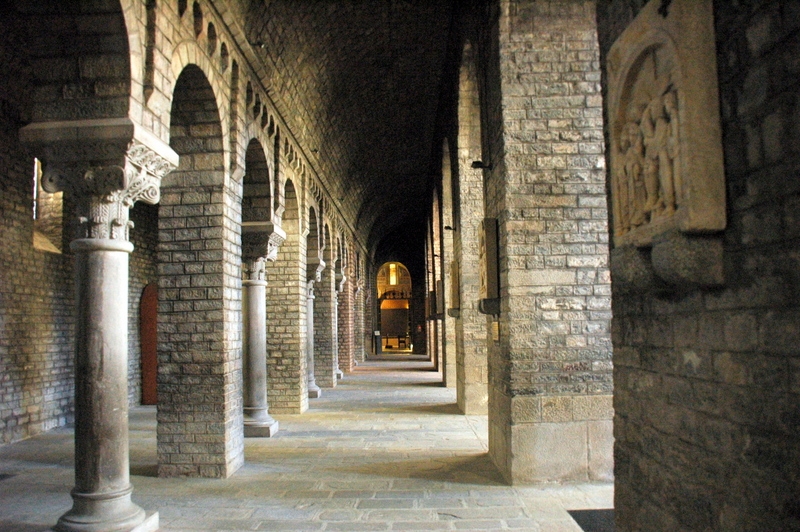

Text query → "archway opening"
[376,262,412,352]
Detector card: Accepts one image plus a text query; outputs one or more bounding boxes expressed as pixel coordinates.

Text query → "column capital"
[307,279,316,298]
[336,272,347,293]
[307,256,326,283]
[20,119,178,242]
[243,257,268,283]
[242,222,286,262]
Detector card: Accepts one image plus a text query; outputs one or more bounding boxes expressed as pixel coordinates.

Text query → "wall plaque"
[607,0,725,247]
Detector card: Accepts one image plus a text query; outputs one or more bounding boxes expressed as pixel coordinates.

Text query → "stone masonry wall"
[0,77,75,445]
[598,1,800,529]
[157,64,243,478]
[480,0,613,483]
[128,202,159,406]
[454,40,490,415]
[266,181,308,414]
[314,244,338,388]
[337,244,356,373]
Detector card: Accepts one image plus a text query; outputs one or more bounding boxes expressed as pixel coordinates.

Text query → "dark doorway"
[140,283,158,405]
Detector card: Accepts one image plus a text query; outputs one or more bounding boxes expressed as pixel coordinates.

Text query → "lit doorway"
[377,262,412,351]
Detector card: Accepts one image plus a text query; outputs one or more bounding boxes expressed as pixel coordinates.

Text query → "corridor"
[0,358,612,531]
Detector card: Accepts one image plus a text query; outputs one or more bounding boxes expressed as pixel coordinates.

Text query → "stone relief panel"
[607,0,725,248]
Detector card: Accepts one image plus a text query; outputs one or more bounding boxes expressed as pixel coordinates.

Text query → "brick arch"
[243,137,272,224]
[169,42,231,174]
[157,61,242,478]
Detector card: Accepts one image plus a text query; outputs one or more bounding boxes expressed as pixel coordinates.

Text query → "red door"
[140,283,158,405]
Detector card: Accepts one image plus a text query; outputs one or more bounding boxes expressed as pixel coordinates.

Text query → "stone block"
[509,422,589,483]
[573,394,613,420]
[588,420,614,481]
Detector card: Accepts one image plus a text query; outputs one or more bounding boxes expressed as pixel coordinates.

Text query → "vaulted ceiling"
[245,0,456,264]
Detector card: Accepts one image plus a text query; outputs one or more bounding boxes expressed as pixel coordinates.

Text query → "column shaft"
[56,239,146,532]
[306,284,321,398]
[243,278,278,437]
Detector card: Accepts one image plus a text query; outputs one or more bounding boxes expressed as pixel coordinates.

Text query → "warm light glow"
[389,263,397,285]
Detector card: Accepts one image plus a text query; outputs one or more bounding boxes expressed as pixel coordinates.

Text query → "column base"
[308,383,322,398]
[335,369,343,380]
[244,419,279,438]
[54,487,149,532]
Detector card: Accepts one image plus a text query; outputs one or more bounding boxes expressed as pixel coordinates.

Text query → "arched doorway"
[376,262,412,351]
[139,283,158,405]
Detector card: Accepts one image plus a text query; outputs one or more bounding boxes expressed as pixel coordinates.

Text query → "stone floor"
[0,355,613,531]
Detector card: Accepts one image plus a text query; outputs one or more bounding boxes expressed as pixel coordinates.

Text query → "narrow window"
[32,158,63,253]
[389,263,397,286]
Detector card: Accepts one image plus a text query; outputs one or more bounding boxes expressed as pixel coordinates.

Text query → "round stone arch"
[243,137,273,226]
[169,41,232,178]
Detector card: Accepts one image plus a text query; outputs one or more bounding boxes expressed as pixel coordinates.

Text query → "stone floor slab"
[0,356,613,531]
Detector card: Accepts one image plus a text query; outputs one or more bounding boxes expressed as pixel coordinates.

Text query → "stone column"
[242,257,278,437]
[333,291,342,380]
[306,257,324,398]
[306,281,321,398]
[20,122,177,532]
[335,272,347,379]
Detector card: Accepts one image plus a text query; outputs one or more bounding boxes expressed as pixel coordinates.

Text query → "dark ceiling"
[245,0,456,265]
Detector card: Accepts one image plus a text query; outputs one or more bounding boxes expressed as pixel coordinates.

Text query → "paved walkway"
[0,355,613,531]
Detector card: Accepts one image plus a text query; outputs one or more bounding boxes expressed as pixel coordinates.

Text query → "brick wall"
[478,0,613,483]
[598,1,800,529]
[266,178,308,413]
[157,64,243,478]
[128,202,159,406]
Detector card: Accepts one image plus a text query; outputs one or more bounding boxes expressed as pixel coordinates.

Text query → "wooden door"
[140,283,158,405]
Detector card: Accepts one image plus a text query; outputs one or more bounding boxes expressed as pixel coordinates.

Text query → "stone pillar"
[20,121,177,532]
[306,281,321,398]
[483,0,613,484]
[242,257,278,437]
[314,251,338,388]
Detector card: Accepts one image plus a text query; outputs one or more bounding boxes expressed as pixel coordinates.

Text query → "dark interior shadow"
[335,453,503,486]
[130,464,159,477]
[568,509,615,532]
[401,403,461,415]
[0,522,53,531]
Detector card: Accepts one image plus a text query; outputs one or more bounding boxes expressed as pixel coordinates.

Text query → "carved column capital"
[336,273,347,293]
[243,257,268,282]
[242,222,286,263]
[267,230,286,262]
[43,140,175,241]
[307,257,325,283]
[307,279,316,299]
[20,119,179,242]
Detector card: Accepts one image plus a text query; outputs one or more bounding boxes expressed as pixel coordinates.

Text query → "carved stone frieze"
[607,0,725,248]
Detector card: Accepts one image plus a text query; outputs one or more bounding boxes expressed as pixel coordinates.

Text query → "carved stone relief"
[607,0,726,291]
[607,0,725,248]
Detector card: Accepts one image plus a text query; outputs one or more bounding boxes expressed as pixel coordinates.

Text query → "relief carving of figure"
[615,84,681,236]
